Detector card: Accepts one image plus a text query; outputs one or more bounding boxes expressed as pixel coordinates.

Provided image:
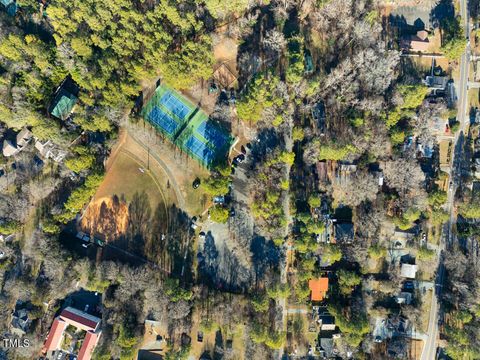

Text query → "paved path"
[126,129,186,210]
[421,1,470,359]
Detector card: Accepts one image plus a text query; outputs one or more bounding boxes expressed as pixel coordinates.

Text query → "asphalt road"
[420,2,470,359]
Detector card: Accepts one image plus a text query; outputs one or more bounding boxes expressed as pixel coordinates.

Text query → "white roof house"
[16,128,32,148]
[2,127,33,157]
[3,140,18,157]
[400,264,418,279]
[395,292,413,305]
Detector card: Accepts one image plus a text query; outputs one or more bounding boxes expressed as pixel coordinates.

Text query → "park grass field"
[81,138,171,239]
[95,151,164,209]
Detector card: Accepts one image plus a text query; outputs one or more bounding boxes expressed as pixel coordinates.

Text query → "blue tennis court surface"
[185,135,215,164]
[160,91,191,120]
[196,121,228,148]
[148,106,178,135]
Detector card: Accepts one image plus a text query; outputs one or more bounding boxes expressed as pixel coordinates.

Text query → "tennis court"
[196,121,228,149]
[142,83,232,168]
[184,135,216,165]
[160,91,191,120]
[148,106,179,136]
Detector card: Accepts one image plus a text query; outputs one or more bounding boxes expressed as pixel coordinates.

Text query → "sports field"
[142,84,232,168]
[177,110,231,167]
[142,84,196,140]
[81,132,174,240]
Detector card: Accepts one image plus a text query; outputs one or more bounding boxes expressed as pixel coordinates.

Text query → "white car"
[0,250,5,258]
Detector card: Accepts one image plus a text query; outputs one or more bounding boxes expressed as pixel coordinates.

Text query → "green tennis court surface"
[142,84,232,167]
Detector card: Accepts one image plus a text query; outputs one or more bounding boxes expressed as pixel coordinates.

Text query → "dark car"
[192,178,201,189]
[234,154,245,164]
[241,145,247,154]
[230,208,235,216]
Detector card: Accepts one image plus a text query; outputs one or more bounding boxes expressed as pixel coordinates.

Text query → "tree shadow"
[431,0,455,29]
[250,235,280,284]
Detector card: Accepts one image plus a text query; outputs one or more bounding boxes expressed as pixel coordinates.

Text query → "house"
[401,30,431,52]
[2,140,17,157]
[318,336,335,359]
[2,128,33,157]
[316,161,328,184]
[10,301,32,336]
[395,292,413,305]
[0,0,17,15]
[49,77,79,121]
[423,75,449,91]
[42,306,102,360]
[318,308,336,331]
[35,139,66,162]
[333,222,354,244]
[309,277,329,302]
[400,263,418,279]
[391,230,415,249]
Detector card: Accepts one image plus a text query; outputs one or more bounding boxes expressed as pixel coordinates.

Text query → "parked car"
[233,154,245,164]
[192,178,201,189]
[213,195,225,204]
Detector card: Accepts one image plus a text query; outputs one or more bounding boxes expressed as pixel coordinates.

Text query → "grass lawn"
[468,88,479,109]
[419,290,433,333]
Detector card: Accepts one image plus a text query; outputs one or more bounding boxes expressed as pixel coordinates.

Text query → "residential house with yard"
[317,336,335,359]
[137,319,167,360]
[400,30,431,52]
[400,263,418,279]
[395,292,413,305]
[423,75,449,95]
[308,277,329,302]
[2,127,33,157]
[317,307,336,331]
[42,306,102,360]
[35,139,66,163]
[49,77,79,121]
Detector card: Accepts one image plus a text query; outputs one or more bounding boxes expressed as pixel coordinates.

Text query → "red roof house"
[309,277,329,302]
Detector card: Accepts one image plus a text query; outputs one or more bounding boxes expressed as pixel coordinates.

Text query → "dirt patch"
[81,197,129,241]
[82,143,171,239]
[213,33,238,77]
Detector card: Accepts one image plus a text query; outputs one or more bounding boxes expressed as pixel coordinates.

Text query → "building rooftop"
[309,277,329,302]
[60,306,101,332]
[49,77,79,121]
[78,331,101,360]
[42,318,67,353]
[401,30,431,52]
[400,264,418,279]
